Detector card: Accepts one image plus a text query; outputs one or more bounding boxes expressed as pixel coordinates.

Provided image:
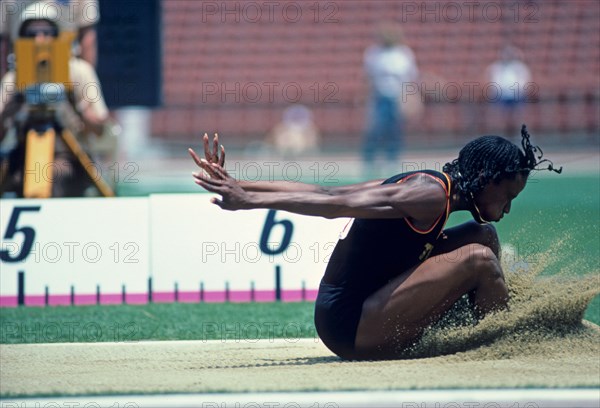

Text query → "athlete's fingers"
[219,144,226,166]
[194,179,218,194]
[203,133,214,162]
[190,148,223,179]
[209,162,230,179]
[194,181,232,210]
[197,158,225,179]
[193,172,224,186]
[212,133,219,161]
[192,165,225,184]
[193,178,215,190]
[188,148,203,168]
[194,178,224,193]
[210,196,226,209]
[195,159,220,179]
[192,172,220,185]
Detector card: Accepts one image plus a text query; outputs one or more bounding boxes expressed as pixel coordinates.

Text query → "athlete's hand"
[192,160,249,211]
[188,133,225,180]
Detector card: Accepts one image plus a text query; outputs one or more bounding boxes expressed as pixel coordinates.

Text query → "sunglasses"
[22,26,59,38]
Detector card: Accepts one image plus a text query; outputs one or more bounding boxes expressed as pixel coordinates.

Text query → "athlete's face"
[473,173,527,223]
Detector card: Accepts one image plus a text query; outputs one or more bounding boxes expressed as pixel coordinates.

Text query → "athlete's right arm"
[192,160,447,222]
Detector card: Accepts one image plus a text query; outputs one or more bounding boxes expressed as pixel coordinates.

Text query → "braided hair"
[443,124,562,198]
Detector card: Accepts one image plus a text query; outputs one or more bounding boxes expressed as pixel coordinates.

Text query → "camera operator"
[1,0,99,67]
[0,3,109,196]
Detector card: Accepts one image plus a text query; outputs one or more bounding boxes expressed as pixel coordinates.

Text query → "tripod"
[1,100,115,198]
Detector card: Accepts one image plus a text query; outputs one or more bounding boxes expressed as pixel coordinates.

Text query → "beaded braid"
[443,124,562,198]
[520,125,562,174]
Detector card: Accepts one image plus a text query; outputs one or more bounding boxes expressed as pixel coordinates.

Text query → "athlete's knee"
[466,221,500,257]
[466,243,503,283]
[480,223,500,257]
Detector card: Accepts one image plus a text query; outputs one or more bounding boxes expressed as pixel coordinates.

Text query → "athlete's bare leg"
[353,221,508,360]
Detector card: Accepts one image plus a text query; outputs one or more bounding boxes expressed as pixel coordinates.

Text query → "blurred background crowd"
[155,1,599,148]
[0,0,598,196]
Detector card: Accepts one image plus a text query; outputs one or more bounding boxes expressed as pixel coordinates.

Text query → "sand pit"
[1,321,599,397]
[2,245,599,398]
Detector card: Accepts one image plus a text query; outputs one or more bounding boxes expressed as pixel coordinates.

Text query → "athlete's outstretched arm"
[192,160,446,221]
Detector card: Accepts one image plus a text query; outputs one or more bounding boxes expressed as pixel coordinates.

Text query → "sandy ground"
[1,321,598,397]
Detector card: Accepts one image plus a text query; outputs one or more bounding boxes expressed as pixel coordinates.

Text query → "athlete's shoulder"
[402,172,448,200]
[384,170,449,191]
[383,171,447,214]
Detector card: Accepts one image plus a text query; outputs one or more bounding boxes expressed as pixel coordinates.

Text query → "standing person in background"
[362,22,419,177]
[485,44,532,139]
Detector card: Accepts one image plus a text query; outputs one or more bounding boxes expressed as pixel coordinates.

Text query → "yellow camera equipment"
[14,32,114,198]
[14,32,72,89]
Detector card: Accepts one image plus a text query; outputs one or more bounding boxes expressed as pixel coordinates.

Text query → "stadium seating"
[154,0,599,147]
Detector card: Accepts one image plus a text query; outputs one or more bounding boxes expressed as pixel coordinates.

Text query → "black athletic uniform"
[314,170,452,359]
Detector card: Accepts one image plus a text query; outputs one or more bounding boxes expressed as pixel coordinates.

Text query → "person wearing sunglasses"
[0,3,109,197]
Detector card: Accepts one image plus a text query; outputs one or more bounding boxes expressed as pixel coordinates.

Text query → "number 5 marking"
[0,206,41,262]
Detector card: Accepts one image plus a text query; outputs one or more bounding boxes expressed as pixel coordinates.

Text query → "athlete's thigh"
[431,220,499,258]
[354,243,491,358]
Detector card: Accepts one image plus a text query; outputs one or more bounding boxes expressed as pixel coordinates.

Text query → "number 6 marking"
[259,210,294,255]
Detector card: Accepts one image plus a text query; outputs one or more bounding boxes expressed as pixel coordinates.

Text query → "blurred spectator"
[363,22,419,176]
[267,104,320,157]
[485,44,532,138]
[0,3,110,196]
[1,0,99,67]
